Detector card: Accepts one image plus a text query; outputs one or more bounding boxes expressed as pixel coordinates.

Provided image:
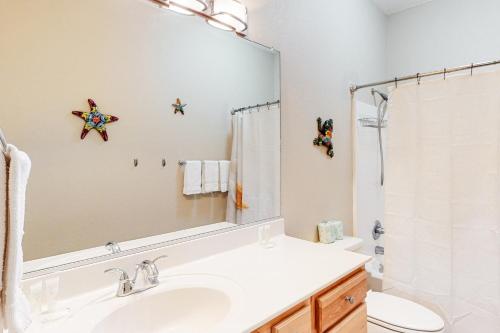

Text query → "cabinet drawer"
[316,270,367,332]
[272,305,312,333]
[325,303,367,333]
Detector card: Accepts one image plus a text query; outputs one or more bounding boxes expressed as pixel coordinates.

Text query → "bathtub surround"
[1,145,32,332]
[353,101,385,266]
[384,71,500,332]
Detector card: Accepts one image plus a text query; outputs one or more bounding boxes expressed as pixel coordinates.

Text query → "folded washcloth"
[318,221,336,244]
[183,160,202,195]
[202,160,219,193]
[219,160,230,193]
[331,220,344,240]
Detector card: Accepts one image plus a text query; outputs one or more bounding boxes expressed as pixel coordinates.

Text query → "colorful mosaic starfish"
[72,99,119,141]
[172,98,187,115]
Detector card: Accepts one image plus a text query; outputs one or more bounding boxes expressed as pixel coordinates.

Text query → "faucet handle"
[105,268,136,297]
[152,255,168,265]
[104,268,130,281]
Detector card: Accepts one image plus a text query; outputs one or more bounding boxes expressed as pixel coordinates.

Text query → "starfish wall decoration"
[72,99,119,141]
[172,98,187,115]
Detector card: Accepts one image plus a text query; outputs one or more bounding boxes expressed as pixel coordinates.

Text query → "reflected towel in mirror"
[218,161,230,193]
[202,161,219,193]
[182,161,202,195]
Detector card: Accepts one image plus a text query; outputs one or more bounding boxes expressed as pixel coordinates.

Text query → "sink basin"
[55,274,244,333]
[93,287,230,333]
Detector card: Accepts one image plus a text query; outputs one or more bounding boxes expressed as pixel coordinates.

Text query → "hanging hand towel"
[2,145,32,333]
[219,161,230,193]
[183,160,202,195]
[0,150,7,326]
[202,160,219,193]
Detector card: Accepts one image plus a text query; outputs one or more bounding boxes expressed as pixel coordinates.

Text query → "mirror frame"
[23,39,281,279]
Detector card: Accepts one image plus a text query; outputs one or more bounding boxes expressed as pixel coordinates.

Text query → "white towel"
[183,160,202,195]
[0,149,7,326]
[2,145,32,332]
[219,161,230,193]
[202,161,219,193]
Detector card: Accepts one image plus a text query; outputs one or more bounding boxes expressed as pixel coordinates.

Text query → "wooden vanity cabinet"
[252,300,313,333]
[252,268,367,333]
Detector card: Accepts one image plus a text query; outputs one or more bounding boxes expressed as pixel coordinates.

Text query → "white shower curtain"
[384,71,500,332]
[226,106,281,224]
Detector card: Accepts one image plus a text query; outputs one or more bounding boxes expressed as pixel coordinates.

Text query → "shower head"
[371,88,388,102]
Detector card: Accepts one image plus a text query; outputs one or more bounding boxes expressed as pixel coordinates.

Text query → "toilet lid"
[366,292,445,332]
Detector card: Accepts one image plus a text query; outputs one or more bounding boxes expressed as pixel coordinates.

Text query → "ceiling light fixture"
[150,0,246,35]
[207,0,248,33]
[167,0,208,15]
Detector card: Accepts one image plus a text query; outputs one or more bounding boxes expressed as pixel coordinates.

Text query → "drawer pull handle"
[345,296,355,304]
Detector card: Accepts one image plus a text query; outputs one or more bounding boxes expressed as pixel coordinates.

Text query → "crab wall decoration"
[313,117,334,158]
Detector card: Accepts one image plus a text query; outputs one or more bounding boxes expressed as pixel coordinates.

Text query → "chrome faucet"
[375,246,385,255]
[105,255,167,297]
[105,241,122,254]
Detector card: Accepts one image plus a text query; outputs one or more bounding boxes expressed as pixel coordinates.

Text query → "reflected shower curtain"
[226,107,280,224]
[384,71,500,332]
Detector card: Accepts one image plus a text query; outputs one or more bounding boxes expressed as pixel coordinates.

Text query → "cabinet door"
[325,304,367,333]
[316,270,367,332]
[272,305,312,333]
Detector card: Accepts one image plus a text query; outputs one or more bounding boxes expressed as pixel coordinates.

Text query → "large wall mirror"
[0,0,280,276]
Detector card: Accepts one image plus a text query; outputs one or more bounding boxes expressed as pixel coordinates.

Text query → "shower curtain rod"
[350,59,500,94]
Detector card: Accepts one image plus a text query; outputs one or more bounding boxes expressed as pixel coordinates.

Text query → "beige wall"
[0,0,278,260]
[247,0,387,241]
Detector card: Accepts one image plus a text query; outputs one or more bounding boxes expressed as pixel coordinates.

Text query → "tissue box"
[318,221,336,244]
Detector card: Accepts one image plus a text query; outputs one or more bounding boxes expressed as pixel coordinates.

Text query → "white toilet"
[326,237,446,333]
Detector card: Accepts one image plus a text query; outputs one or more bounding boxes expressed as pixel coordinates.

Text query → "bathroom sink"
[92,287,230,333]
[56,275,244,333]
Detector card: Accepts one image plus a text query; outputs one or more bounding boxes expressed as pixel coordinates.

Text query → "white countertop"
[29,234,371,333]
[169,235,370,332]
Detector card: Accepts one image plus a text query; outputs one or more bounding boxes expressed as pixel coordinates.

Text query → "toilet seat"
[366,292,445,333]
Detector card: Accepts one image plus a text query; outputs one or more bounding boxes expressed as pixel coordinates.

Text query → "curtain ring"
[470,63,474,76]
[443,68,447,80]
[267,102,270,110]
[417,73,421,85]
[394,77,398,88]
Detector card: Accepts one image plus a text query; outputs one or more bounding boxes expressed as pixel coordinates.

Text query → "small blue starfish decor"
[172,98,187,115]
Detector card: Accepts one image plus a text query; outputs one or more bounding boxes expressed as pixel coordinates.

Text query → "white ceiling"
[372,0,435,15]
